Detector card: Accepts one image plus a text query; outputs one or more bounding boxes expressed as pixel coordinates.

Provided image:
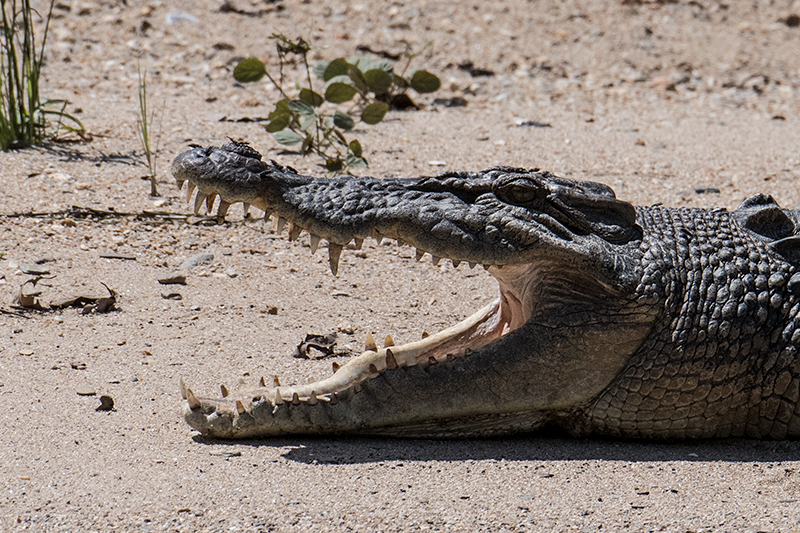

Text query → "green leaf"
[333,129,347,145]
[325,82,357,103]
[273,130,304,146]
[326,158,344,172]
[350,56,392,73]
[333,110,355,131]
[349,139,362,157]
[299,88,324,107]
[323,58,350,81]
[265,113,290,132]
[270,98,290,117]
[360,102,388,125]
[363,69,393,95]
[312,60,329,79]
[233,57,266,83]
[301,134,313,153]
[345,154,368,168]
[347,65,369,93]
[288,100,315,117]
[410,70,441,93]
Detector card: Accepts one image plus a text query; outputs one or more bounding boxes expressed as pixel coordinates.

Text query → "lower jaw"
[262,297,511,401]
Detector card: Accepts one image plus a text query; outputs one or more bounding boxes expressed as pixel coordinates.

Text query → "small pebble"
[96,395,115,411]
[76,388,96,396]
[180,253,214,269]
[158,273,187,285]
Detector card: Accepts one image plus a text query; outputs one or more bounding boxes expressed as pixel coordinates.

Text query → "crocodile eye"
[499,180,541,205]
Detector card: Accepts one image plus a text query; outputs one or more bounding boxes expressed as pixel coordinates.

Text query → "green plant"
[0,0,84,149]
[234,34,440,173]
[136,64,161,196]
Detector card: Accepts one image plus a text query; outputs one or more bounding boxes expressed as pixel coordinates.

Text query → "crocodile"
[172,141,800,439]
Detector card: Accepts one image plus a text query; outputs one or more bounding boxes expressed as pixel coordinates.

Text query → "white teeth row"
[183,183,486,276]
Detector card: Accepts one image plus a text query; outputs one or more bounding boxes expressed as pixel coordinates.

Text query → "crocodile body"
[172,141,800,439]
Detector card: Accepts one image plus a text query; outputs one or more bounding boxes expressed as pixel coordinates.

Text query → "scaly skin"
[172,141,800,439]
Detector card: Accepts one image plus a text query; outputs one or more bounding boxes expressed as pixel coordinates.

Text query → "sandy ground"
[2,0,800,530]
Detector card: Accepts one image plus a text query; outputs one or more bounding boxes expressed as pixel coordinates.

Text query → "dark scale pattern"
[583,206,800,438]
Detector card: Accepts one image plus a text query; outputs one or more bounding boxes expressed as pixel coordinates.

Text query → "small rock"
[515,118,552,128]
[694,187,720,195]
[76,388,96,396]
[180,253,214,269]
[19,263,50,275]
[337,323,355,334]
[190,305,201,311]
[225,267,238,278]
[19,349,33,356]
[161,292,183,300]
[71,362,87,370]
[783,14,799,27]
[96,395,115,411]
[432,97,468,107]
[265,305,278,315]
[331,290,350,297]
[428,160,447,167]
[158,273,187,285]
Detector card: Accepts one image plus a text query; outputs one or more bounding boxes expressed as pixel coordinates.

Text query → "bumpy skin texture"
[172,141,800,439]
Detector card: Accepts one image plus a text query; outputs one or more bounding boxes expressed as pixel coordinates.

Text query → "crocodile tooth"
[369,364,379,376]
[205,192,218,213]
[243,203,250,218]
[193,192,207,215]
[328,243,343,276]
[186,182,197,203]
[384,334,395,348]
[354,238,364,250]
[308,391,318,405]
[273,375,281,387]
[309,234,321,254]
[469,262,477,269]
[422,331,430,339]
[236,400,246,414]
[263,209,272,223]
[431,255,442,266]
[274,388,283,405]
[288,223,302,241]
[275,216,287,234]
[217,200,231,222]
[292,392,300,405]
[179,377,188,399]
[452,260,461,268]
[220,384,229,397]
[397,238,406,247]
[259,376,266,387]
[330,392,339,404]
[354,384,362,393]
[365,332,378,352]
[428,356,438,365]
[186,387,201,410]
[385,349,398,369]
[415,248,425,261]
[176,178,186,191]
[332,361,340,373]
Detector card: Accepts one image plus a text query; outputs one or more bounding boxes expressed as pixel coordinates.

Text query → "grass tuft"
[0,0,85,150]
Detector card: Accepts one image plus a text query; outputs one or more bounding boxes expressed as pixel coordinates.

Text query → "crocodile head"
[172,141,658,438]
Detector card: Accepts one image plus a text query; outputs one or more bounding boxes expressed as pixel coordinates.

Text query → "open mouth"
[176,178,540,414]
